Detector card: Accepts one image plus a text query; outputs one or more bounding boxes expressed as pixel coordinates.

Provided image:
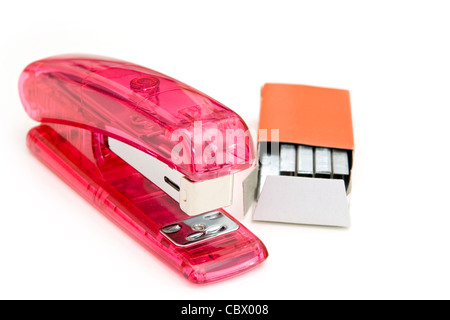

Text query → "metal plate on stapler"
[160,211,239,246]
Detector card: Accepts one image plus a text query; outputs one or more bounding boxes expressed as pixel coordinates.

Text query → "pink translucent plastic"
[19,55,267,284]
[26,124,268,284]
[19,55,254,182]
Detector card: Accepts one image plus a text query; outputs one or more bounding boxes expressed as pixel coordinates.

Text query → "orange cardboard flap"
[259,83,354,150]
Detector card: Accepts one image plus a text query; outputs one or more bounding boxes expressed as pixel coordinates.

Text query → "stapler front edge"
[19,54,268,284]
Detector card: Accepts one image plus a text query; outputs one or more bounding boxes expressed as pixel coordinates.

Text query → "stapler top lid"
[19,55,255,215]
[19,54,254,182]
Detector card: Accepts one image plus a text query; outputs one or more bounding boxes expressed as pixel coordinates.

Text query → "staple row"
[258,143,350,194]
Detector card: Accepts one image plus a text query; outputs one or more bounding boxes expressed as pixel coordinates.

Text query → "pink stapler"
[19,55,268,284]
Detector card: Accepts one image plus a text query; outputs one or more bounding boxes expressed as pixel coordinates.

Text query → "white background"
[1,0,449,300]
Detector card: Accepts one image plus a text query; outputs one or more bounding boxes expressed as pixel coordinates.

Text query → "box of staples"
[253,83,354,227]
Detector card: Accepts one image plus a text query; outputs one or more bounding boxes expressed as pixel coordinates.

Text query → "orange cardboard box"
[259,83,354,150]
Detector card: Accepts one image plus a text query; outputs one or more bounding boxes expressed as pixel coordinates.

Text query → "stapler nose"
[108,137,236,216]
